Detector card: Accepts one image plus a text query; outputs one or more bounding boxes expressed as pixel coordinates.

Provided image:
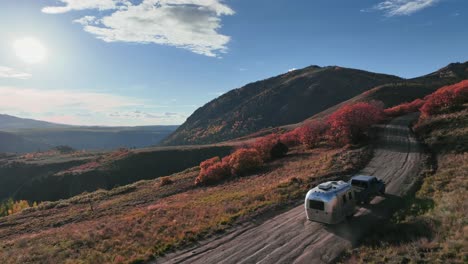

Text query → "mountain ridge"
[163,65,403,145]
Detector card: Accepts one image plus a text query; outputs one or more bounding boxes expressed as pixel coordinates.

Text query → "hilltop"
[163,65,401,145]
[163,62,468,146]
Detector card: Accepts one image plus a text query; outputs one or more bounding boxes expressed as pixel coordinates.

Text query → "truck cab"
[350,175,385,204]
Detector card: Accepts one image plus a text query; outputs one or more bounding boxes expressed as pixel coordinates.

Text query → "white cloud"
[42,0,130,14]
[0,86,188,125]
[0,86,140,113]
[368,0,440,16]
[43,0,234,57]
[288,68,297,72]
[73,16,98,26]
[0,66,32,79]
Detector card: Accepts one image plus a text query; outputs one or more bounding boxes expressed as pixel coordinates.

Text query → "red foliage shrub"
[326,102,384,146]
[251,134,279,161]
[223,148,263,176]
[384,98,425,117]
[251,133,289,161]
[296,121,328,148]
[420,80,468,117]
[195,159,231,186]
[199,156,221,171]
[280,128,301,147]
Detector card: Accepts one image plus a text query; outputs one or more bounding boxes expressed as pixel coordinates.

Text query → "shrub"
[53,145,75,154]
[270,141,289,159]
[195,160,231,186]
[280,128,301,147]
[296,121,328,148]
[384,98,425,117]
[199,156,221,171]
[224,148,263,176]
[326,102,384,146]
[251,134,285,161]
[420,80,468,117]
[0,199,36,217]
[159,176,173,186]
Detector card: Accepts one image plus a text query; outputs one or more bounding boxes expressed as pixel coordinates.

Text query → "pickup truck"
[349,175,385,204]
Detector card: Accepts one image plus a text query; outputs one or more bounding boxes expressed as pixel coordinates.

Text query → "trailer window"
[348,192,353,200]
[351,180,367,188]
[342,195,347,204]
[309,200,324,210]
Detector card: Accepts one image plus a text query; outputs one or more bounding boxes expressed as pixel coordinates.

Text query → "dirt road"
[157,114,423,264]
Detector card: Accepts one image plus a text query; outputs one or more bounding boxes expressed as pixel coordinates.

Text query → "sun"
[13,37,47,64]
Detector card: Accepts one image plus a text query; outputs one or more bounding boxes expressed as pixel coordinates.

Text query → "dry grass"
[0,146,370,264]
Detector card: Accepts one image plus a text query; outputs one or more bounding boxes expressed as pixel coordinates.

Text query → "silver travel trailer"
[304,181,356,224]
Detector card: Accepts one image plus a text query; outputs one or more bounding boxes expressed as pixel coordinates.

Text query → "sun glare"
[13,37,47,64]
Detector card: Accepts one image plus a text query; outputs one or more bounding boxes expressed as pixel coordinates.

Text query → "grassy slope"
[0,145,233,202]
[337,107,468,264]
[0,145,372,263]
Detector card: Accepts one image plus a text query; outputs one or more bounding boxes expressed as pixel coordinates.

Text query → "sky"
[0,0,467,126]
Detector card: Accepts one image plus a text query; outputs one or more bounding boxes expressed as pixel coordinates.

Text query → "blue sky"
[0,0,467,126]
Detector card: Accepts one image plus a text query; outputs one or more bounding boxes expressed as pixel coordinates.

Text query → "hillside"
[229,62,468,140]
[0,144,233,202]
[0,114,178,152]
[15,126,178,150]
[163,65,402,145]
[0,131,50,153]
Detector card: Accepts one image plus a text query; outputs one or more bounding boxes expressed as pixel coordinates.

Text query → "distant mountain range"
[0,114,68,130]
[0,115,178,153]
[163,62,468,146]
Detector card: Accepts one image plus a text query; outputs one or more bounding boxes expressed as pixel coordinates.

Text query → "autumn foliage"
[0,199,37,217]
[383,80,468,119]
[224,148,263,176]
[195,158,231,185]
[296,121,329,148]
[420,80,468,117]
[195,148,264,185]
[279,128,301,147]
[252,134,289,160]
[196,134,290,185]
[384,98,425,117]
[326,102,385,146]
